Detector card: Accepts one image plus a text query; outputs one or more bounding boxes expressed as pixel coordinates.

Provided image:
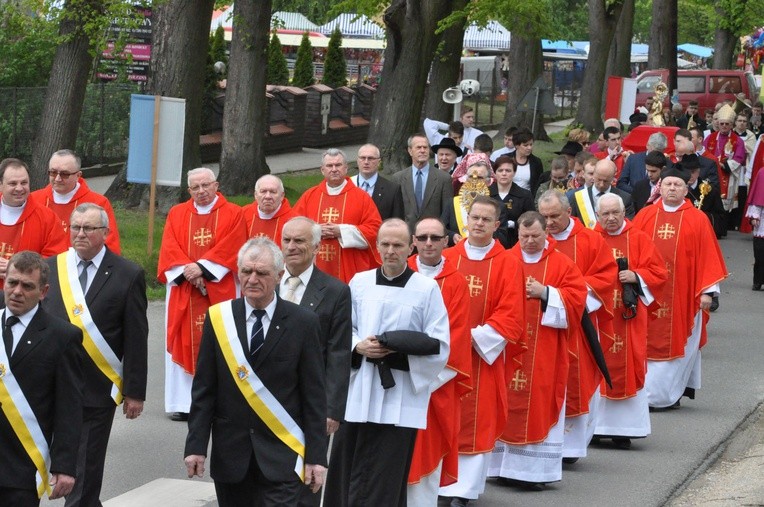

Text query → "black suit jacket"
[570,186,636,220]
[688,183,726,238]
[44,249,148,407]
[296,267,351,422]
[392,166,454,232]
[0,306,83,491]
[185,297,327,483]
[632,178,657,213]
[489,182,535,248]
[354,174,404,221]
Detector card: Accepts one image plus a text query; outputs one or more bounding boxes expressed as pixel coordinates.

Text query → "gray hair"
[254,174,284,194]
[322,148,347,165]
[237,237,284,274]
[550,156,568,172]
[646,132,668,151]
[187,167,216,186]
[407,133,429,148]
[71,203,109,228]
[538,188,570,209]
[284,216,321,247]
[595,192,625,213]
[50,149,82,171]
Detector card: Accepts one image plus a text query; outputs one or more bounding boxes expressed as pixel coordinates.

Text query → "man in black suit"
[185,238,327,506]
[392,133,454,233]
[0,251,83,506]
[570,159,635,226]
[280,216,351,506]
[43,203,148,507]
[353,144,404,220]
[632,151,667,213]
[688,127,721,190]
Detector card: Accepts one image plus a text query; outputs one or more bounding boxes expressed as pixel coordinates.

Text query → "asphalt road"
[41,230,764,507]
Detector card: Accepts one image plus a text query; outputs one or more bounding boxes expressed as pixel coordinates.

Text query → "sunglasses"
[414,234,446,242]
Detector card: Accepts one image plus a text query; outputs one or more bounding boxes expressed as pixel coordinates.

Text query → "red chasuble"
[632,199,728,360]
[553,218,618,417]
[241,198,296,246]
[407,257,472,487]
[594,220,668,399]
[0,197,67,287]
[30,178,121,253]
[443,240,526,454]
[292,178,381,283]
[501,240,587,444]
[157,194,247,374]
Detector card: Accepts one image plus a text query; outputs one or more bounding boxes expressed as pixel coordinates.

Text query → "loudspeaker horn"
[442,87,463,104]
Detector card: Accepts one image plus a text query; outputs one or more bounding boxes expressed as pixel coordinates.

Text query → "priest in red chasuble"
[490,211,587,490]
[31,149,121,254]
[292,148,381,283]
[158,168,247,421]
[593,193,668,449]
[632,167,727,409]
[241,174,295,246]
[537,189,617,464]
[438,196,526,506]
[0,158,68,288]
[406,217,471,506]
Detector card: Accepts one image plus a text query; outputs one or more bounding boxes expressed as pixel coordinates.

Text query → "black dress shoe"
[709,296,719,312]
[612,437,632,449]
[683,387,695,399]
[170,412,189,421]
[562,457,579,464]
[753,284,762,291]
[496,478,544,491]
[450,497,469,507]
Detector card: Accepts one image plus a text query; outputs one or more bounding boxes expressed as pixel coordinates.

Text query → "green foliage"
[322,27,347,88]
[267,31,290,85]
[0,2,58,87]
[292,32,315,88]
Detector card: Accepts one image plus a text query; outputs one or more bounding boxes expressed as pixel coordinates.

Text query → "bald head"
[593,159,616,193]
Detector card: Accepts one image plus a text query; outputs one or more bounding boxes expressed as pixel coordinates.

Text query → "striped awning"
[271,11,320,32]
[463,21,511,51]
[319,13,385,39]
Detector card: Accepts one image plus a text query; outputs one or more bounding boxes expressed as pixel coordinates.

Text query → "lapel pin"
[276,325,280,330]
[27,340,31,344]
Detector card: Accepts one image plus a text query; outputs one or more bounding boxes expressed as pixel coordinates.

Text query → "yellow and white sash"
[57,249,123,404]
[0,340,52,498]
[453,196,469,237]
[208,301,306,480]
[575,189,597,229]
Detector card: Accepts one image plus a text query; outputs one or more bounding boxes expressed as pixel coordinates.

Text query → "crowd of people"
[4,94,764,505]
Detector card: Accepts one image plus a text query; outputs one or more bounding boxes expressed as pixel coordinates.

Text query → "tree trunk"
[647,0,677,93]
[217,0,271,195]
[368,0,455,173]
[106,0,215,213]
[712,10,737,70]
[422,0,468,122]
[29,0,103,189]
[603,0,635,109]
[500,34,548,141]
[606,0,635,79]
[574,0,623,132]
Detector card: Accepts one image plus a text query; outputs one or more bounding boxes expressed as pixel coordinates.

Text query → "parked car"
[635,69,759,113]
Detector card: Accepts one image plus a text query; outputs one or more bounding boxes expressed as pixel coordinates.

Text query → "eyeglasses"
[414,234,445,242]
[48,170,79,179]
[358,156,380,162]
[189,182,216,192]
[70,225,106,234]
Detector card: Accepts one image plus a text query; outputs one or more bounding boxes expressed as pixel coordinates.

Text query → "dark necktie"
[4,314,20,357]
[415,170,424,211]
[249,309,266,358]
[79,260,93,292]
